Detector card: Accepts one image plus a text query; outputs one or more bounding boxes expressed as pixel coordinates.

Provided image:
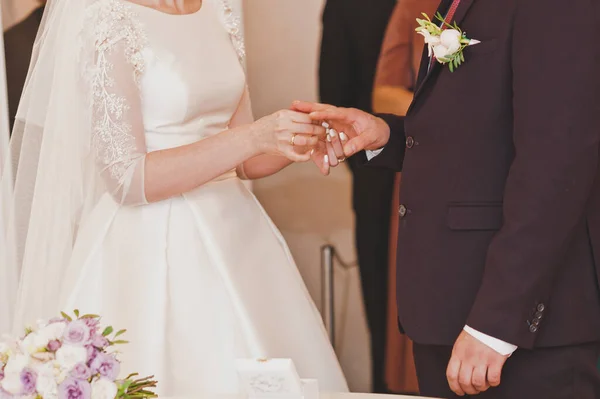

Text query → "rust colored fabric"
[375,0,439,90]
[385,173,419,394]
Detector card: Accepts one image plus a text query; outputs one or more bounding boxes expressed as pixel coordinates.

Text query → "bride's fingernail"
[324,155,329,165]
[339,132,348,142]
[322,122,330,129]
[329,128,337,138]
[310,149,315,155]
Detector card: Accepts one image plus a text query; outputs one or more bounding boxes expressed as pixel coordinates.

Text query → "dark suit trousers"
[348,158,396,393]
[413,342,600,398]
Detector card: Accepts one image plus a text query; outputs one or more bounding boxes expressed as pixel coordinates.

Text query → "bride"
[0,0,348,394]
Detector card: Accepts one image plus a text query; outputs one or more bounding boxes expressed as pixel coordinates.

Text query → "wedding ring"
[290,133,297,146]
[337,156,346,163]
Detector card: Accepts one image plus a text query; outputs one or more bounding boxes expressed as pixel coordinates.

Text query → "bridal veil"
[0,0,125,333]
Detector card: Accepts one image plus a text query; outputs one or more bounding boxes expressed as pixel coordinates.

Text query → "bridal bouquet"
[0,311,157,399]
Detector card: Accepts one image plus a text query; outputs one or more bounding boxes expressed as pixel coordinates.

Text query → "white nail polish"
[324,155,329,165]
[310,149,315,155]
[339,132,348,141]
[322,122,330,129]
[329,128,337,138]
[326,134,332,142]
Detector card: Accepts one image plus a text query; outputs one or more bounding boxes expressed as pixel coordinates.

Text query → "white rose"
[91,379,118,399]
[1,373,23,395]
[35,319,49,331]
[417,29,441,57]
[432,44,452,61]
[4,353,30,373]
[36,364,59,399]
[39,322,67,342]
[417,29,441,46]
[439,29,462,55]
[55,345,87,372]
[21,332,50,354]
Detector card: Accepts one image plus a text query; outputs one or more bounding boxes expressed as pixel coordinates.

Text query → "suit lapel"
[408,0,476,113]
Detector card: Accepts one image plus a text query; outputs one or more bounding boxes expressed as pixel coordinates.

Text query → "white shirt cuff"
[463,325,518,356]
[365,147,384,160]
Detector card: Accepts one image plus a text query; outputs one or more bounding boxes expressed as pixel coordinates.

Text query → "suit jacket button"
[399,204,407,218]
[529,324,538,333]
[534,311,543,319]
[537,304,545,312]
[532,318,541,326]
[406,136,415,149]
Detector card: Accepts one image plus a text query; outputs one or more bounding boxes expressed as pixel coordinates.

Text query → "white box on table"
[235,359,319,399]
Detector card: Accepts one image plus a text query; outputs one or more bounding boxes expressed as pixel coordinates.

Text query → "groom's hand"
[291,101,390,159]
[447,331,509,396]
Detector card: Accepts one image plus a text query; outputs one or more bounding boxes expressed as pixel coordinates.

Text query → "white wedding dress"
[14,0,348,394]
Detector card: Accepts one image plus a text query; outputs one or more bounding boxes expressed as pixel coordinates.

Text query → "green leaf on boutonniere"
[102,326,114,336]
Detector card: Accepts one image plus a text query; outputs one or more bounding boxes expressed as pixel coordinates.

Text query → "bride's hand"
[250,110,326,162]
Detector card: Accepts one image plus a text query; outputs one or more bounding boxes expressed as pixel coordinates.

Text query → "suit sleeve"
[466,0,600,348]
[318,0,355,107]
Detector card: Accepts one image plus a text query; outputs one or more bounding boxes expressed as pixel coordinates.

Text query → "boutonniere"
[416,12,480,72]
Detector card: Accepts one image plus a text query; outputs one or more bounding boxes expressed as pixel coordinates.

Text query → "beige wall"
[243,0,371,392]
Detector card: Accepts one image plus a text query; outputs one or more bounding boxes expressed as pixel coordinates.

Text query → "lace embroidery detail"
[83,0,147,181]
[218,0,246,66]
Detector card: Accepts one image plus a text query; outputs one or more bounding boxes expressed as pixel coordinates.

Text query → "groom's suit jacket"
[368,0,600,349]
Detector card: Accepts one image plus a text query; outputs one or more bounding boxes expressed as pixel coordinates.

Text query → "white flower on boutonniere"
[416,12,480,72]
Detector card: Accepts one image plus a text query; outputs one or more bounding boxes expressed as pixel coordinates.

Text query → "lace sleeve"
[88,12,148,206]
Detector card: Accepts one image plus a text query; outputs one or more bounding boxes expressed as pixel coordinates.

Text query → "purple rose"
[62,321,91,346]
[20,368,37,395]
[90,353,120,381]
[91,335,108,349]
[48,340,62,352]
[85,346,99,367]
[81,319,99,334]
[70,363,91,381]
[58,378,91,399]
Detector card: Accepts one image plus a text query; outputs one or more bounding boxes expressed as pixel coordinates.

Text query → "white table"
[322,394,435,399]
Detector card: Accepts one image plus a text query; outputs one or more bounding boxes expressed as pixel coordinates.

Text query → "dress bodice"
[81,0,249,205]
[128,0,246,151]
